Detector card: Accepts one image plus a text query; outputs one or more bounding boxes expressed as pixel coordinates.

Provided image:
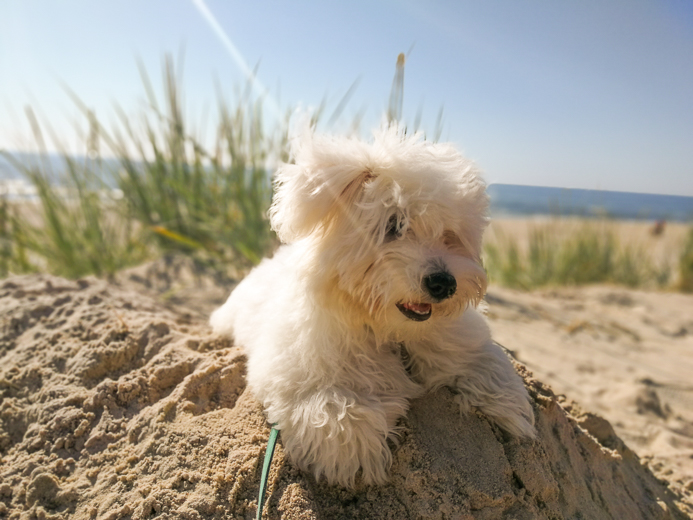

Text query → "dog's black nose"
[423,272,457,300]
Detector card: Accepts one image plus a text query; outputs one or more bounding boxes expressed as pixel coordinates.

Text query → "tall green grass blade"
[387,53,405,124]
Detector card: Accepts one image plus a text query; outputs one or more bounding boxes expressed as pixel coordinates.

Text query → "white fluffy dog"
[211,125,535,487]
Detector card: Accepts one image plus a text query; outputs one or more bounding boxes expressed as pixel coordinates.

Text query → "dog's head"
[270,125,489,339]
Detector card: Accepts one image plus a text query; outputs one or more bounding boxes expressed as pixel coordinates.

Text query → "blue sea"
[487,184,693,222]
[1,153,692,222]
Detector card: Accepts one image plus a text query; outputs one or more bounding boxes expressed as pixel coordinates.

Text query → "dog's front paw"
[451,342,537,439]
[276,394,395,487]
[455,385,535,439]
[485,394,536,439]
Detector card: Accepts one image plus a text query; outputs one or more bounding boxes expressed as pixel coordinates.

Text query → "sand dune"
[0,272,691,519]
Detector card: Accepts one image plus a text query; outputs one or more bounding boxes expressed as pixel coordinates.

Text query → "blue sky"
[1,0,692,195]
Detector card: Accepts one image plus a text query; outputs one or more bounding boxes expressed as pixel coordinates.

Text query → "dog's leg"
[265,387,411,487]
[453,340,536,438]
[406,312,536,439]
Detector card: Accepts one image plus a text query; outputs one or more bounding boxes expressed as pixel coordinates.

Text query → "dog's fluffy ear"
[269,128,373,243]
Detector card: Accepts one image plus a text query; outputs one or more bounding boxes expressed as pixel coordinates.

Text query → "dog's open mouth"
[396,302,432,322]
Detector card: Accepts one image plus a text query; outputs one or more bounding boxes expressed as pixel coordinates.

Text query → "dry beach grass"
[485,217,692,291]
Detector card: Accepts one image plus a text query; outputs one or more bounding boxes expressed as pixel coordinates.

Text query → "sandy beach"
[487,284,693,492]
[0,217,692,518]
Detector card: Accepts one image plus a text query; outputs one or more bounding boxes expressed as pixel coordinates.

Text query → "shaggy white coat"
[211,125,535,487]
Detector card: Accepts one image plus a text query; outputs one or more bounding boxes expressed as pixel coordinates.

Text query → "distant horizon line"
[487,182,693,199]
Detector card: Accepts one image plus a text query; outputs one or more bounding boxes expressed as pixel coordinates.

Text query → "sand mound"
[0,274,690,519]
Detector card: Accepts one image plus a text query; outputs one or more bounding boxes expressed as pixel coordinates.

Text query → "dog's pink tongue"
[404,302,432,314]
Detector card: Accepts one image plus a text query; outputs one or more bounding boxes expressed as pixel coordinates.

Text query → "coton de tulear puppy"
[211,125,535,487]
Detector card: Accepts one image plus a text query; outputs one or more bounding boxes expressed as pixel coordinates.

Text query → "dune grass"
[482,219,681,290]
[1,58,285,279]
[71,57,286,270]
[1,108,148,279]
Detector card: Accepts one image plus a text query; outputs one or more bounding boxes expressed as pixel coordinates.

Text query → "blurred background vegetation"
[1,56,692,292]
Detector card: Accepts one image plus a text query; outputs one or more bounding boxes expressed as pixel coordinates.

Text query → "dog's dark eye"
[385,214,402,241]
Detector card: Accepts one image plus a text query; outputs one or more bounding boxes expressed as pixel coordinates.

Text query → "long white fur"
[210,125,535,487]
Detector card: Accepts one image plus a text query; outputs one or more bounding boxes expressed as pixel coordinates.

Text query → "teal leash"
[256,426,279,520]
